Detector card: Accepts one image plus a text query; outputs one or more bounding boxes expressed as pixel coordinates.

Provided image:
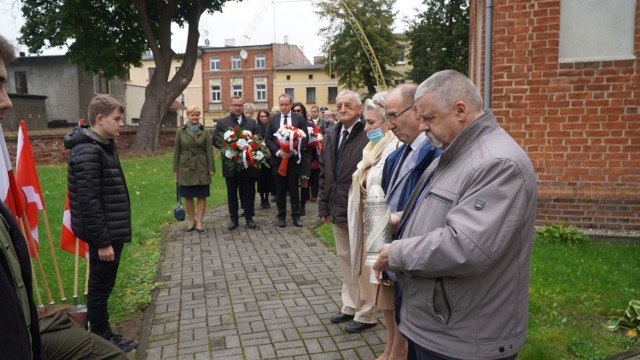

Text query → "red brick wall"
[470,0,640,231]
[3,128,177,165]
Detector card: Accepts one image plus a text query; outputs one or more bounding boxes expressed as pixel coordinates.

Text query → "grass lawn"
[314,223,639,359]
[34,150,226,323]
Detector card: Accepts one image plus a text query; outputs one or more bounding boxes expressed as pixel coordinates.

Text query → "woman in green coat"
[173,106,215,232]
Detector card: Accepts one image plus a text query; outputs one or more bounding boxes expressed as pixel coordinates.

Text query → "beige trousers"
[333,223,377,324]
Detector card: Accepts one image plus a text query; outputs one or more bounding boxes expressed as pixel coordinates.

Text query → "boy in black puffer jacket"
[64,95,136,353]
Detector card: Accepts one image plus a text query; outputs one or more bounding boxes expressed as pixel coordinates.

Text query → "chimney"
[19,51,25,57]
[225,38,236,47]
[283,35,288,44]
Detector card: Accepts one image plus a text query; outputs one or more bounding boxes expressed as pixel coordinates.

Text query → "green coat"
[173,125,215,186]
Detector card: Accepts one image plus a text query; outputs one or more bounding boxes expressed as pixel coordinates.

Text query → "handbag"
[173,179,185,221]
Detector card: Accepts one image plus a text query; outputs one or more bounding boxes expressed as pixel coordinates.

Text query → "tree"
[19,0,236,152]
[316,0,398,96]
[407,0,469,83]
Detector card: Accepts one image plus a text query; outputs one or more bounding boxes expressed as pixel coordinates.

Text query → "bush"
[534,222,591,246]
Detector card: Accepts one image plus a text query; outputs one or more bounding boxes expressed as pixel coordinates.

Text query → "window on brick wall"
[232,56,242,70]
[231,78,243,97]
[210,56,220,70]
[209,79,222,103]
[559,0,636,62]
[255,55,266,68]
[255,77,267,101]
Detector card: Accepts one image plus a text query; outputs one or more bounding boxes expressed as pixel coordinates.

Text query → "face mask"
[367,127,384,143]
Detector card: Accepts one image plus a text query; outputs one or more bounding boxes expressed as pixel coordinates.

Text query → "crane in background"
[241,0,271,46]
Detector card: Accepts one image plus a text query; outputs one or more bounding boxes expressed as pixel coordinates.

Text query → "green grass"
[34,150,226,323]
[313,225,640,359]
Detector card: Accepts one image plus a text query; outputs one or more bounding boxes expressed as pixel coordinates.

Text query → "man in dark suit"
[381,84,443,212]
[265,94,308,227]
[318,90,375,333]
[213,96,260,230]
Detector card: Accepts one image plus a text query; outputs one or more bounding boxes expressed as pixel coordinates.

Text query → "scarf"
[186,123,200,134]
[351,131,397,208]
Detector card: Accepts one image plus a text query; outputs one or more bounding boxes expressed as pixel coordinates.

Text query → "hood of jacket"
[63,124,110,150]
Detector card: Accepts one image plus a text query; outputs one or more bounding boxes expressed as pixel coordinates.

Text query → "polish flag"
[16,121,43,249]
[0,124,26,223]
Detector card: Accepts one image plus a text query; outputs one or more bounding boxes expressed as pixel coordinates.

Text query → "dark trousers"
[310,168,320,198]
[273,164,300,219]
[87,243,124,340]
[225,176,256,220]
[406,335,518,360]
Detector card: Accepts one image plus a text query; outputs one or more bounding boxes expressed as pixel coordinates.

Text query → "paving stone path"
[136,198,387,359]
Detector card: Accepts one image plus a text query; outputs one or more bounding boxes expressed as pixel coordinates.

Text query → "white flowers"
[254,151,264,161]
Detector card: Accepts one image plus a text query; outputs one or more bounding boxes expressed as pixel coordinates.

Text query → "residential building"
[201,41,310,126]
[273,62,342,111]
[126,53,202,127]
[5,54,125,130]
[469,0,639,231]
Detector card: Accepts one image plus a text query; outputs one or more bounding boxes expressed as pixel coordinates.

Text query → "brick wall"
[3,127,178,165]
[470,1,640,231]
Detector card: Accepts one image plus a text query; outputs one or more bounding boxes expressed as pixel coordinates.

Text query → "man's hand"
[98,245,115,262]
[372,244,391,272]
[280,151,293,159]
[320,215,329,223]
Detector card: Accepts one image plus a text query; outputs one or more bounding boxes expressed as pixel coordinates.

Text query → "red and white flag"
[16,121,43,249]
[60,118,87,258]
[0,124,37,257]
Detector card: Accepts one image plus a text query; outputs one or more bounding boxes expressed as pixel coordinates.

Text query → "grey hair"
[243,102,255,112]
[363,91,387,121]
[336,89,362,105]
[415,70,483,111]
[395,83,418,107]
[425,131,443,148]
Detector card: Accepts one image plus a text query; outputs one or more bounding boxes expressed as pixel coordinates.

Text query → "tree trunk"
[132,92,170,152]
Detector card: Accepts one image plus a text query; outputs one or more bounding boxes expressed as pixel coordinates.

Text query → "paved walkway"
[136,198,387,359]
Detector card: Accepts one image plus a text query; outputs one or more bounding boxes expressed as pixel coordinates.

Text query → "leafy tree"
[407,0,469,82]
[316,0,398,96]
[19,0,236,152]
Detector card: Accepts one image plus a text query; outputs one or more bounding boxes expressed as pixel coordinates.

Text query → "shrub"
[534,222,591,246]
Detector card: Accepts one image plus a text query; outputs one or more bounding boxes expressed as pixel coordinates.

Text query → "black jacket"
[0,202,44,359]
[212,114,260,178]
[64,124,131,249]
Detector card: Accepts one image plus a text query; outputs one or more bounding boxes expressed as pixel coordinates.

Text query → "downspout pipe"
[483,0,493,111]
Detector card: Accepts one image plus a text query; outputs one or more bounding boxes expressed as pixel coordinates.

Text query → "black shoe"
[228,220,239,230]
[246,218,256,229]
[292,218,303,227]
[110,333,137,353]
[261,200,270,209]
[330,312,354,324]
[277,218,286,227]
[344,320,377,333]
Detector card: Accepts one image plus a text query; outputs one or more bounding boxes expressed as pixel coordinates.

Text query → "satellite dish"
[240,49,248,60]
[204,39,210,46]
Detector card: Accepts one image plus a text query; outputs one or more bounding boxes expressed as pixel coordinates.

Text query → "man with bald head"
[374,70,537,360]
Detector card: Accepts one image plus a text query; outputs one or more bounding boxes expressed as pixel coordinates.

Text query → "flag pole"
[20,214,53,304]
[31,266,43,307]
[41,209,66,302]
[73,237,80,306]
[84,256,89,304]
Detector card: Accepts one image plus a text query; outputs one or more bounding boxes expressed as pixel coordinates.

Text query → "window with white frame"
[232,56,242,70]
[255,77,267,101]
[210,56,220,70]
[559,0,636,62]
[231,78,243,97]
[209,78,222,103]
[255,54,266,68]
[306,87,316,104]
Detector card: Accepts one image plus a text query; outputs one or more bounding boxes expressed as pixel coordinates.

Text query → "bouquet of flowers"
[219,126,270,171]
[307,126,323,155]
[274,124,306,177]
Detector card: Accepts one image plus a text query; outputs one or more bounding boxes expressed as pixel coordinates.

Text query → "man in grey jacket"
[374,70,537,360]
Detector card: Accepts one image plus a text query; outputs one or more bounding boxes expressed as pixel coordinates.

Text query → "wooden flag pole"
[41,209,66,302]
[31,266,43,307]
[84,256,90,304]
[19,214,53,304]
[73,237,80,306]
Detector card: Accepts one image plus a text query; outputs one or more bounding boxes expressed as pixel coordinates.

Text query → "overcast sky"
[0,0,427,61]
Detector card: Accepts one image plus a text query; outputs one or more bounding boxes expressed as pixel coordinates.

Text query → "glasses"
[293,108,302,113]
[387,105,413,123]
